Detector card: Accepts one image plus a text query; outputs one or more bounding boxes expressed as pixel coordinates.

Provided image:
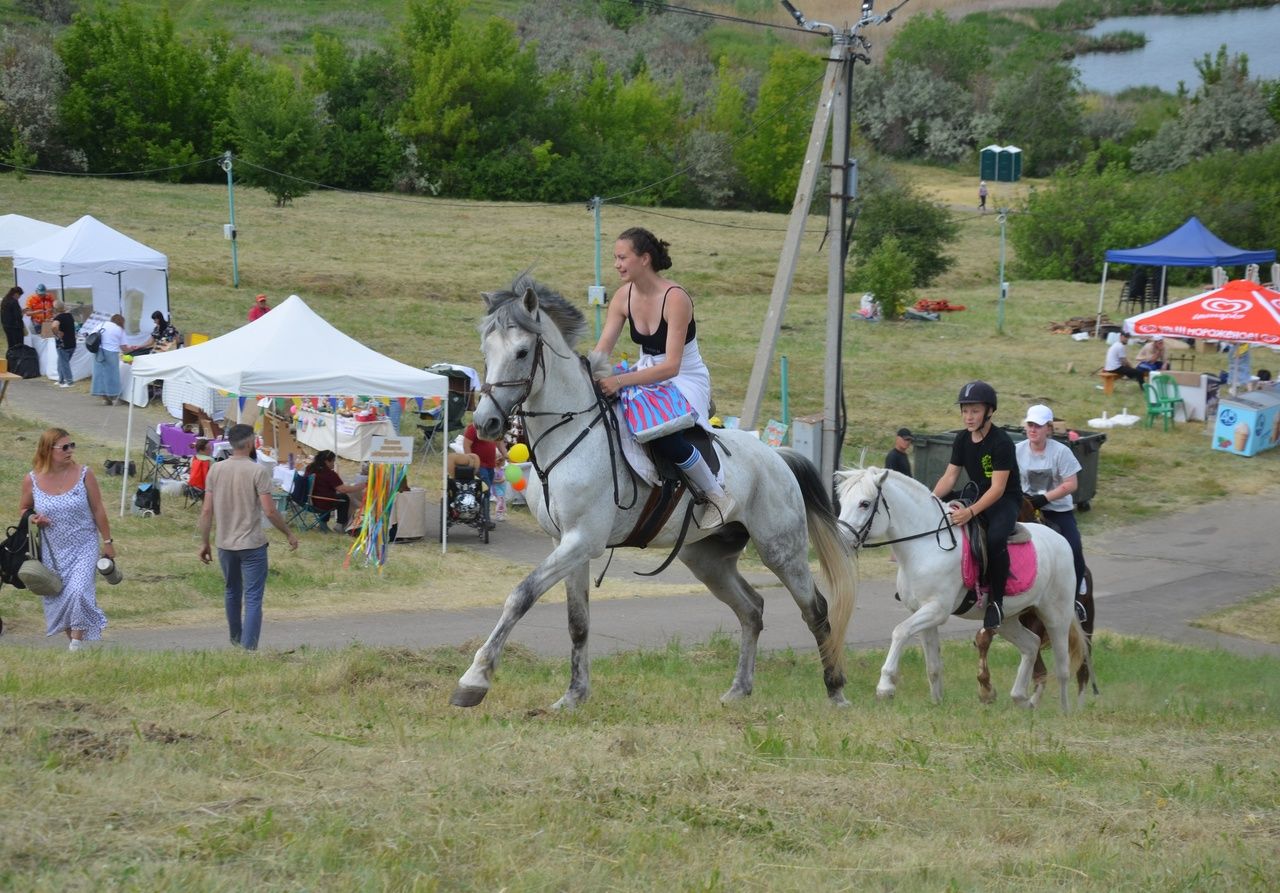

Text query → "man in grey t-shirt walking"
[198,424,298,649]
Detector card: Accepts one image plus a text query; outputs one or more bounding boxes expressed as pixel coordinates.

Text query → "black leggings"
[1040,508,1086,595]
[979,497,1020,605]
[316,494,350,527]
[647,430,695,466]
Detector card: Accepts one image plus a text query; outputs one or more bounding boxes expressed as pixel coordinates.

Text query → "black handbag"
[0,510,35,591]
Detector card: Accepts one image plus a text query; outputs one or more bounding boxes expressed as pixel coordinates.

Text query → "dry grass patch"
[1193,586,1280,645]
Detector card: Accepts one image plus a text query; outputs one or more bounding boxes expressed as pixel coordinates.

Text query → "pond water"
[1074,5,1280,94]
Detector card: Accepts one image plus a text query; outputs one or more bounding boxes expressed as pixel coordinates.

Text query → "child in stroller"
[444,453,493,543]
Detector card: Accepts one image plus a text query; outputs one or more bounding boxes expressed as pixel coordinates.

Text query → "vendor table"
[31,335,94,383]
[295,407,396,461]
[163,379,232,422]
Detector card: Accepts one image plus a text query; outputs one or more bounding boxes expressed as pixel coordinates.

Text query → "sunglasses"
[57,442,77,452]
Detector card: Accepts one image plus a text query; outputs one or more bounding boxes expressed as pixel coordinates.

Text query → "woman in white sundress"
[19,428,114,650]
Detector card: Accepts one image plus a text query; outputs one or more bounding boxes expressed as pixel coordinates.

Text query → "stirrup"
[983,600,1002,631]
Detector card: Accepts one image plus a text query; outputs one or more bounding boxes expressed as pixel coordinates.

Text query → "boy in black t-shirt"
[50,303,78,387]
[931,381,1022,630]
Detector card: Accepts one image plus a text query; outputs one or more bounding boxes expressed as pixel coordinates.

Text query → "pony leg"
[1046,619,1074,713]
[996,620,1042,708]
[551,562,591,712]
[679,535,763,703]
[974,628,997,704]
[452,532,597,707]
[878,601,950,701]
[920,626,944,704]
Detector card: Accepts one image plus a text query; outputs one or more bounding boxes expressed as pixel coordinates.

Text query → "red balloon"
[513,477,527,492]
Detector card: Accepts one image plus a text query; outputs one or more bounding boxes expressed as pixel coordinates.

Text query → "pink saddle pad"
[961,529,1038,596]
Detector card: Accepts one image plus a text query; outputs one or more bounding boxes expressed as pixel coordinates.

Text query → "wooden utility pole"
[741,2,884,491]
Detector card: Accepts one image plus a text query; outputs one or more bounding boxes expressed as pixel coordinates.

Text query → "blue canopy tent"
[1096,217,1276,333]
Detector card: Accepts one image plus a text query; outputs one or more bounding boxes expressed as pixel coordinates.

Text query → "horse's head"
[834,467,892,548]
[475,274,587,441]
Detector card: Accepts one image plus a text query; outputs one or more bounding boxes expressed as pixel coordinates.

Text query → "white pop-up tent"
[12,214,169,337]
[125,295,452,546]
[0,214,63,258]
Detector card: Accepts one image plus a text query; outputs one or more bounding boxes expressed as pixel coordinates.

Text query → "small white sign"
[368,435,414,464]
[587,285,607,306]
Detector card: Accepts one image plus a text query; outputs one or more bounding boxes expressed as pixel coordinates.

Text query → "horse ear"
[521,286,539,315]
[876,468,891,485]
[481,291,500,311]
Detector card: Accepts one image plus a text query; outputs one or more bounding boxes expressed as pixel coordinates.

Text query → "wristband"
[103,538,113,544]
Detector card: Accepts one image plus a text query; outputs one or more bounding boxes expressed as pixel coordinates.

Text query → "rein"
[480,332,638,528]
[846,477,959,553]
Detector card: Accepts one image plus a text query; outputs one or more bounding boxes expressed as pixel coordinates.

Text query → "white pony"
[451,276,857,710]
[836,467,1088,710]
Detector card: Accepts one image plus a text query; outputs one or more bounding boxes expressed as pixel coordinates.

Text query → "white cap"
[1024,404,1054,426]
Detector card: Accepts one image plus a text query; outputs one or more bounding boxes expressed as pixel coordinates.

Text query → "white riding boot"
[679,448,735,526]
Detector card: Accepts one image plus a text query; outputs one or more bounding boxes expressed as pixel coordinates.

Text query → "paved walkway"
[4,374,1279,660]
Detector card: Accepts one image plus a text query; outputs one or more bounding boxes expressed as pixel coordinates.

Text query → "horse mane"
[836,465,927,503]
[481,273,587,349]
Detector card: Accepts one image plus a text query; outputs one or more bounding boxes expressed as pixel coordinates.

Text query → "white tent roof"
[0,214,63,258]
[13,214,167,275]
[132,294,448,398]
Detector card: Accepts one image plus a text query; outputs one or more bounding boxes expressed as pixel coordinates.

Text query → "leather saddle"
[613,427,723,549]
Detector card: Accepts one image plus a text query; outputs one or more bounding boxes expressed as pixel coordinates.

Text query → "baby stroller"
[442,461,492,544]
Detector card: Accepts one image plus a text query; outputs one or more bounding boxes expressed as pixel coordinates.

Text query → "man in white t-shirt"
[1103,332,1145,384]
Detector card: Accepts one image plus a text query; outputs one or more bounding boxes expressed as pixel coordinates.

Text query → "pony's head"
[474,274,587,440]
[835,466,892,547]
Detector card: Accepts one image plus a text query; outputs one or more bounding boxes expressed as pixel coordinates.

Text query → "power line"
[597,0,816,35]
[0,155,223,177]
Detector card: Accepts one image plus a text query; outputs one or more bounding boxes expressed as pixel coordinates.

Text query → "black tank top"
[627,285,696,356]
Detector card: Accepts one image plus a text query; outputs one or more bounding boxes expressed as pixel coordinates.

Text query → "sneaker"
[983,601,1002,631]
[698,491,737,527]
[68,639,84,652]
[59,381,72,388]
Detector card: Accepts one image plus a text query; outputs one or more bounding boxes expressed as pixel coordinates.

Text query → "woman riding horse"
[592,227,732,525]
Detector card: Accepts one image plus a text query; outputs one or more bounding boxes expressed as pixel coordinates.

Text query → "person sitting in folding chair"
[184,438,213,506]
[303,450,365,533]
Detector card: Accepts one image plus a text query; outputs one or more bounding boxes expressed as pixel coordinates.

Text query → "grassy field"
[1194,587,1280,645]
[2,164,1279,632]
[1,635,1277,890]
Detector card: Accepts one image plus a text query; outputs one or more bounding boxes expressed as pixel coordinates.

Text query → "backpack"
[134,483,161,516]
[0,510,34,591]
[84,330,102,354]
[5,344,40,378]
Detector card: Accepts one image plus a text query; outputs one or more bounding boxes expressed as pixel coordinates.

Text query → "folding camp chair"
[142,431,188,483]
[286,473,327,532]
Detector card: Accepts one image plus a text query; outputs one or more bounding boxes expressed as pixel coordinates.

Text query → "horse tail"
[776,449,856,675]
[1068,616,1091,693]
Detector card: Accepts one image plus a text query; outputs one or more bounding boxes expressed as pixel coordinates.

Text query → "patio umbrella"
[1123,279,1280,346]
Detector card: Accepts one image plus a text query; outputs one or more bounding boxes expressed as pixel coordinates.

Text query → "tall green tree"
[57,2,247,176]
[735,47,825,208]
[987,40,1084,176]
[853,180,959,288]
[304,35,407,191]
[225,64,323,206]
[885,12,991,88]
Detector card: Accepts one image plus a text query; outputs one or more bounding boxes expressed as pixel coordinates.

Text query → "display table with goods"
[295,400,396,461]
[31,332,94,382]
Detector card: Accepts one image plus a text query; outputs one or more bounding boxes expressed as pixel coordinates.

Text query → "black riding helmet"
[956,380,997,410]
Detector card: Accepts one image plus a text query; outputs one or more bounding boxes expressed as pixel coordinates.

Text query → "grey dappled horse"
[451,276,856,710]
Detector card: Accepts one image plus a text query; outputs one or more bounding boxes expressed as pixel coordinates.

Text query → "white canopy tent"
[12,214,169,338]
[125,295,452,548]
[0,214,63,258]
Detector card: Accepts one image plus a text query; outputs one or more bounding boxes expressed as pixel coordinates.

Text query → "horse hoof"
[550,694,583,712]
[876,687,896,701]
[979,690,997,705]
[1011,694,1033,709]
[720,686,750,704]
[828,692,851,708]
[449,685,489,708]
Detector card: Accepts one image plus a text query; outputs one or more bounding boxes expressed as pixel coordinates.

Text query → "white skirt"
[635,339,713,432]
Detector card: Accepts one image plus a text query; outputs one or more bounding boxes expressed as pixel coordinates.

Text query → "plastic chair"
[1149,373,1186,421]
[187,332,209,346]
[286,473,327,532]
[1142,383,1175,430]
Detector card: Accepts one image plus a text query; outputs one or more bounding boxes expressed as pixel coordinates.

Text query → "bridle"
[475,327,638,523]
[843,474,958,553]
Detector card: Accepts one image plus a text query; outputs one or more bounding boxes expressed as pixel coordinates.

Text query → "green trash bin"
[910,427,1106,510]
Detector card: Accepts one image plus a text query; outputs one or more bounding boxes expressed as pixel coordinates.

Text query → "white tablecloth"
[31,335,94,382]
[295,408,395,461]
[163,379,233,421]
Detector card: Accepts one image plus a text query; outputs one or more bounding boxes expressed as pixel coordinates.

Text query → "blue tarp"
[1105,217,1275,267]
